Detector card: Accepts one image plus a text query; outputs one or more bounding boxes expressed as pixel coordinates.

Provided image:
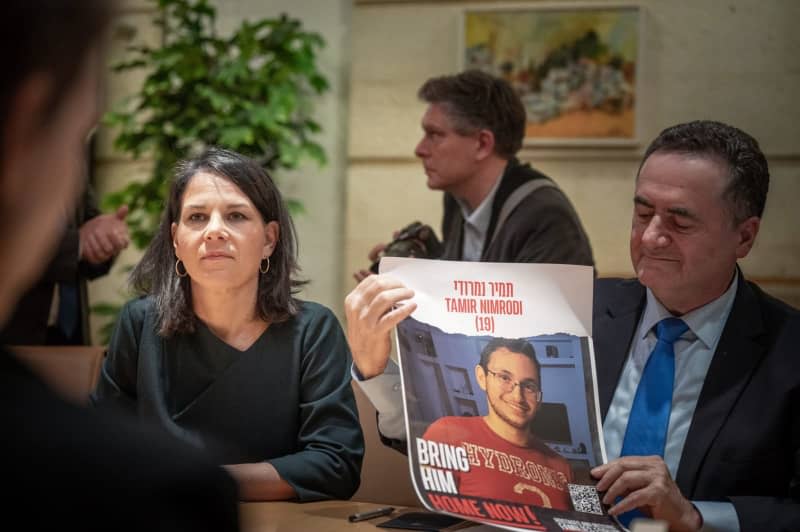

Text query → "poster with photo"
[381,257,624,532]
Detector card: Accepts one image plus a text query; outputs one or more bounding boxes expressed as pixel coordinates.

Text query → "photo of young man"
[422,338,574,510]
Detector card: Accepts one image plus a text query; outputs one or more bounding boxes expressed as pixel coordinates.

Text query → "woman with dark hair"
[93,147,364,502]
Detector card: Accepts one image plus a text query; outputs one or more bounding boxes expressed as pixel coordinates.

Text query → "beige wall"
[345,0,800,307]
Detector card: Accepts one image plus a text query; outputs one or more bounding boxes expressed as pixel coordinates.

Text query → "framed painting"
[461,3,642,146]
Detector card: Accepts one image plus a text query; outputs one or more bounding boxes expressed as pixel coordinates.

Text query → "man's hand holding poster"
[381,257,625,532]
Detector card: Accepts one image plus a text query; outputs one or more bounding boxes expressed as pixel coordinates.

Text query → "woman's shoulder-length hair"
[130,147,306,336]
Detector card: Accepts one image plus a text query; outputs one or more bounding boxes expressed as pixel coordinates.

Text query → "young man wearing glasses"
[421,338,574,510]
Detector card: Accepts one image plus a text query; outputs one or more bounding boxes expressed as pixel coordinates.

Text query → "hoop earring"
[175,259,188,278]
[260,257,270,275]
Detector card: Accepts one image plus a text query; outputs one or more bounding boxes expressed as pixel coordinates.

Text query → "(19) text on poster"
[444,279,524,333]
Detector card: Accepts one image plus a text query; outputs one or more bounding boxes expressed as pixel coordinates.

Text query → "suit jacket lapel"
[594,279,646,417]
[674,275,766,496]
[440,193,460,260]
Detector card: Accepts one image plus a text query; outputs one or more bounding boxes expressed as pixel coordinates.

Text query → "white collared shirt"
[456,172,503,261]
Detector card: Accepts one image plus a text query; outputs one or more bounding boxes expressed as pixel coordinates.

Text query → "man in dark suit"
[345,120,799,531]
[1,179,129,345]
[589,120,799,531]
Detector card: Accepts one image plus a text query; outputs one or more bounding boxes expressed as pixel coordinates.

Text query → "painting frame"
[459,2,643,147]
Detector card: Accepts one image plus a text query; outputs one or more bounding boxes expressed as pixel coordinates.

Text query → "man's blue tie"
[617,317,688,527]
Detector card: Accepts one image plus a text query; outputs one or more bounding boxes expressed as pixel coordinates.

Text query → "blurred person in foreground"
[0,1,239,530]
[92,147,364,502]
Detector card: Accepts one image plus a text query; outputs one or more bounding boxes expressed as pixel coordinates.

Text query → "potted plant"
[94,0,329,341]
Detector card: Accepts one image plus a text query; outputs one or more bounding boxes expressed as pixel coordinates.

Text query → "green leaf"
[219,126,255,148]
[303,141,327,166]
[285,198,305,216]
[101,0,329,258]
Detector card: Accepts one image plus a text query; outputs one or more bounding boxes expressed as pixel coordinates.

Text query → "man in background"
[1,164,129,345]
[355,69,593,280]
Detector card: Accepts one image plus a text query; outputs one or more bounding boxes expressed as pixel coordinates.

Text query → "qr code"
[568,483,603,515]
[553,517,620,532]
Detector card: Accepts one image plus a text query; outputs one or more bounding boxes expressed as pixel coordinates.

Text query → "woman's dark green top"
[92,297,364,501]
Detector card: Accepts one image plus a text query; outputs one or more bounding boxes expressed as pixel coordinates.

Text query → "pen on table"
[348,506,395,522]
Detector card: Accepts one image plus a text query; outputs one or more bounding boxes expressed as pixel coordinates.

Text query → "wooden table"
[240,500,419,532]
[241,500,657,531]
